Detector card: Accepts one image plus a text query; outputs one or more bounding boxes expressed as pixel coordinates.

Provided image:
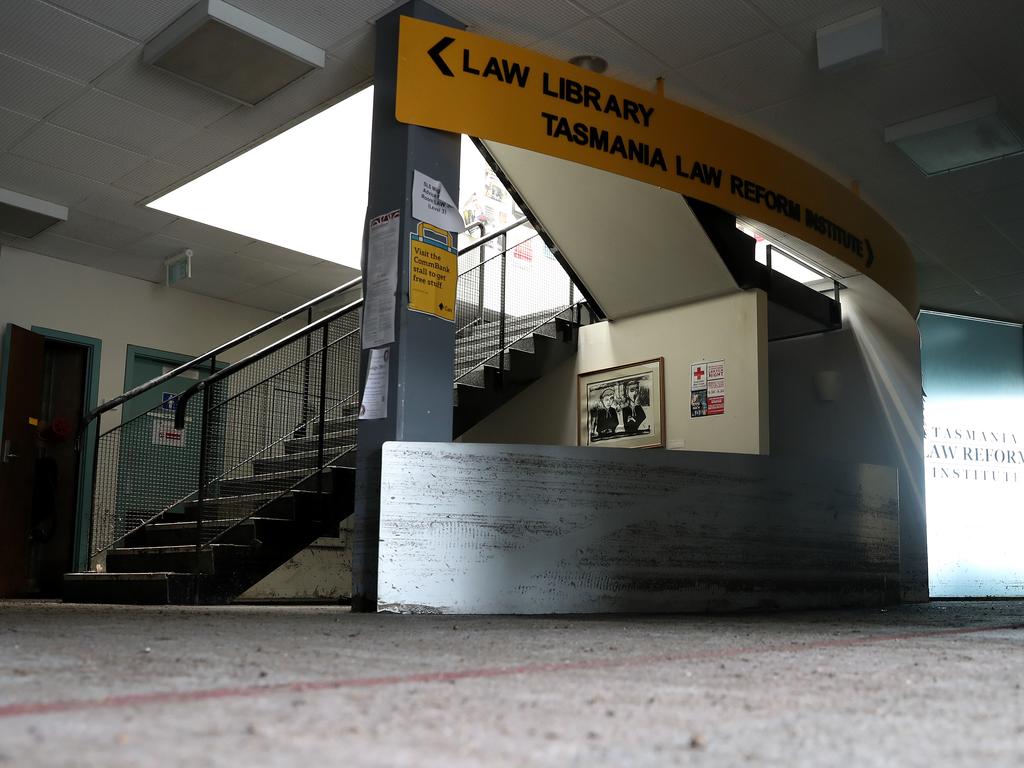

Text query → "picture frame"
[577,357,665,449]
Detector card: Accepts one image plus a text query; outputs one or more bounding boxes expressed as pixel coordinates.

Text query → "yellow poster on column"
[409,225,456,321]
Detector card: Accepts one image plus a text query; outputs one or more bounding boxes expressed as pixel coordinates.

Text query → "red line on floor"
[1,622,1019,720]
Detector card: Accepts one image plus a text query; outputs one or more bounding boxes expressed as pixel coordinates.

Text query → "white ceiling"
[0,0,1022,320]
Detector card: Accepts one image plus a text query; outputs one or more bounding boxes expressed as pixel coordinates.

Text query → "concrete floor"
[0,601,1021,767]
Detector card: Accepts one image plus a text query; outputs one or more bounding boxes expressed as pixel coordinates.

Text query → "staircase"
[65,220,590,604]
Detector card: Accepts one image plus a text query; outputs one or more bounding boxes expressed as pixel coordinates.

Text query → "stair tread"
[65,571,188,580]
[112,544,252,555]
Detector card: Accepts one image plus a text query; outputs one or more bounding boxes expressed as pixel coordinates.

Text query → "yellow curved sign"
[395,16,916,316]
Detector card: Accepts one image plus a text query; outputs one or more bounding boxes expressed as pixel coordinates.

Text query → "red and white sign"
[152,421,186,447]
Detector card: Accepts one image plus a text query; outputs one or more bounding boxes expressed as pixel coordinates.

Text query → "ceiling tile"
[44,0,196,42]
[48,89,200,156]
[0,53,88,119]
[994,292,1024,317]
[19,231,117,269]
[0,151,109,206]
[270,262,359,296]
[159,129,249,174]
[746,0,876,27]
[432,0,589,46]
[675,33,816,114]
[231,284,310,313]
[602,0,770,69]
[532,17,667,90]
[11,122,147,183]
[179,275,259,302]
[0,108,37,151]
[571,0,628,11]
[971,272,1024,300]
[228,0,394,49]
[74,186,179,232]
[918,281,986,307]
[48,210,148,250]
[833,47,989,126]
[99,250,166,283]
[914,257,961,293]
[158,219,255,253]
[94,53,239,127]
[977,180,1024,246]
[208,253,294,286]
[928,224,1024,281]
[112,159,188,197]
[208,52,371,148]
[239,241,322,269]
[0,0,137,81]
[123,233,192,261]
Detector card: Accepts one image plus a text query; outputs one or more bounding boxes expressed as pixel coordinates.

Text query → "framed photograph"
[577,358,665,449]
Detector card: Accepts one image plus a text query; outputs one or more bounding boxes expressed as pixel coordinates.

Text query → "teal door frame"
[31,326,103,572]
[124,344,225,394]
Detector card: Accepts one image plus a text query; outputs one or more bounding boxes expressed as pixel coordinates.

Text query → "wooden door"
[0,325,45,596]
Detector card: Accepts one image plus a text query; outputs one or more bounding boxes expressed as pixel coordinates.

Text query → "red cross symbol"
[694,367,705,381]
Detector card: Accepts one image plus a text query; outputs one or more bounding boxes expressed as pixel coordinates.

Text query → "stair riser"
[253,450,355,475]
[63,576,195,605]
[106,549,219,575]
[284,433,356,455]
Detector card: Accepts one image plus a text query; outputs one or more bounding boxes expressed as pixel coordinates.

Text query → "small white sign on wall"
[152,421,186,447]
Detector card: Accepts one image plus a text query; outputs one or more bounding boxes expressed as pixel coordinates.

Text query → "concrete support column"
[351,1,463,612]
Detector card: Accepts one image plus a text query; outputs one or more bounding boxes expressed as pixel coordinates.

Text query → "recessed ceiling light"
[0,187,68,238]
[817,7,886,69]
[143,0,325,105]
[568,55,608,74]
[885,98,1024,175]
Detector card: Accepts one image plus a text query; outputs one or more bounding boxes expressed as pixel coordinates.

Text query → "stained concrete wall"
[378,442,900,614]
[768,277,927,601]
[461,290,769,455]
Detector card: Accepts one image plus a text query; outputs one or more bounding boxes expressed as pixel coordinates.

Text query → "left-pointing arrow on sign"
[428,36,455,77]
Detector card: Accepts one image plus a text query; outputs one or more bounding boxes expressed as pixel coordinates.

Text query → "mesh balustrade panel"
[454,233,579,380]
[194,315,360,545]
[90,395,203,557]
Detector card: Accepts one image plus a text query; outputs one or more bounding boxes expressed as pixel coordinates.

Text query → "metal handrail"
[457,216,529,254]
[174,297,364,430]
[82,276,363,429]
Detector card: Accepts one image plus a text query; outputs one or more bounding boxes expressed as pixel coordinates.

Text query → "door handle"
[1,439,17,464]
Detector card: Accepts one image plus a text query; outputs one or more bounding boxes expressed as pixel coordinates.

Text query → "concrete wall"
[461,290,769,454]
[768,277,927,601]
[378,442,900,614]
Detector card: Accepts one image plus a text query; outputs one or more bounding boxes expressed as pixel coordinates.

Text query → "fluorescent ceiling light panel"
[149,87,373,268]
[817,8,886,69]
[143,0,325,105]
[0,187,68,238]
[885,98,1024,175]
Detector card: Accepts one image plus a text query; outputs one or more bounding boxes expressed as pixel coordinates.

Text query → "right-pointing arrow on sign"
[428,36,455,77]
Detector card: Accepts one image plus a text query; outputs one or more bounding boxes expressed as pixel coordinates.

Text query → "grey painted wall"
[768,281,927,601]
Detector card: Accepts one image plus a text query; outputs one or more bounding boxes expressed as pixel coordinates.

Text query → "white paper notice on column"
[359,347,389,420]
[412,170,466,233]
[362,210,400,350]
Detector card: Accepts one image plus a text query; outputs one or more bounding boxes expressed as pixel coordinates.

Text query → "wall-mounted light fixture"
[0,187,68,238]
[143,0,325,105]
